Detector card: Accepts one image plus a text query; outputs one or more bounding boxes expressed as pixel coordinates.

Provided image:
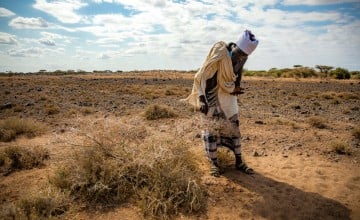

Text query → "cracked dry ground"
[0,72,359,219]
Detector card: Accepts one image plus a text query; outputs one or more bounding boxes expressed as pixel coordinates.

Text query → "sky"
[0,0,359,73]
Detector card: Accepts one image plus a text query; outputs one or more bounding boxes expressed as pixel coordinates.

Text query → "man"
[183,30,258,177]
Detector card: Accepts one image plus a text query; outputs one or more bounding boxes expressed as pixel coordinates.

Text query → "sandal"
[210,164,221,177]
[236,162,254,174]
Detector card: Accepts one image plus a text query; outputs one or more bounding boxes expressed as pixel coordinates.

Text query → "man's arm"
[229,44,248,95]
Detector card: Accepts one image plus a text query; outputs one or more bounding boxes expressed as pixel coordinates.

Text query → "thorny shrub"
[50,121,207,219]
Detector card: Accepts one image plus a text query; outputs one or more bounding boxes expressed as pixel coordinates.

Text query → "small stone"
[0,103,13,110]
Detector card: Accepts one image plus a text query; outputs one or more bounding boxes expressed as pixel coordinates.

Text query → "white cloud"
[98,53,110,59]
[9,17,48,29]
[40,31,66,40]
[33,0,87,24]
[0,32,18,45]
[283,0,359,5]
[0,7,15,17]
[1,0,359,72]
[39,38,56,46]
[73,48,95,60]
[7,47,44,57]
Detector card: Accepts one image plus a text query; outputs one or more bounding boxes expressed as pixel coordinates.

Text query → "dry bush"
[0,117,46,142]
[321,92,335,100]
[44,105,60,115]
[337,92,359,100]
[330,141,351,155]
[0,188,71,220]
[274,118,300,129]
[308,116,327,129]
[50,125,207,219]
[0,145,49,175]
[144,104,177,120]
[352,127,360,140]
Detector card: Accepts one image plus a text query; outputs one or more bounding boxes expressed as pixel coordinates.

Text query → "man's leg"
[226,115,254,174]
[201,130,221,177]
[232,137,254,174]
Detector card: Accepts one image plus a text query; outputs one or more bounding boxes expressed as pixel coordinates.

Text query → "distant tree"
[293,65,303,68]
[315,65,333,78]
[330,67,350,79]
[268,67,277,72]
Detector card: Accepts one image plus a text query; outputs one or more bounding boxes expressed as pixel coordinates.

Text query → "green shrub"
[0,117,46,142]
[350,71,360,79]
[330,68,351,79]
[144,104,177,120]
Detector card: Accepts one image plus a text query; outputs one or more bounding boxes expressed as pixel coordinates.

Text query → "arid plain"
[0,71,359,219]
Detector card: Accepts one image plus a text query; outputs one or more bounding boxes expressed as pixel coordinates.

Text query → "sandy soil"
[0,72,359,219]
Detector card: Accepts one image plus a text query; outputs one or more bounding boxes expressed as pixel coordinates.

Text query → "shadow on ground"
[223,169,350,220]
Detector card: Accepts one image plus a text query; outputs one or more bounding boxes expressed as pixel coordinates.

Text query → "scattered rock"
[0,103,13,110]
[78,101,92,107]
[255,120,264,125]
[25,102,34,107]
[242,136,250,141]
[253,150,266,157]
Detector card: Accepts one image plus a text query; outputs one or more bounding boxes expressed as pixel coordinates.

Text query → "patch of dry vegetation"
[308,116,327,129]
[0,117,46,142]
[0,145,49,175]
[0,188,70,220]
[352,127,360,140]
[330,141,352,155]
[144,104,177,120]
[49,123,206,219]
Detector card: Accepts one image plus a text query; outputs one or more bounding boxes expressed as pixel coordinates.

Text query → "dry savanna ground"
[0,71,359,220]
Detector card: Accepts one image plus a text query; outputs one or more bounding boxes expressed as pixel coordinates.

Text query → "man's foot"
[235,162,254,174]
[210,164,221,177]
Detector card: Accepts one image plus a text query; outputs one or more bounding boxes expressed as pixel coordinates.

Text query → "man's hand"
[231,87,245,96]
[199,95,208,114]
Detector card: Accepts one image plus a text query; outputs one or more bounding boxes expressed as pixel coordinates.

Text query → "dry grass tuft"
[308,116,327,129]
[144,104,177,120]
[0,117,46,142]
[330,141,352,155]
[0,145,49,175]
[0,188,70,220]
[50,124,207,219]
[352,127,360,140]
[337,92,359,100]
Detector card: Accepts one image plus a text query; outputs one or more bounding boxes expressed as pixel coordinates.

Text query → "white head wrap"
[236,30,259,55]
